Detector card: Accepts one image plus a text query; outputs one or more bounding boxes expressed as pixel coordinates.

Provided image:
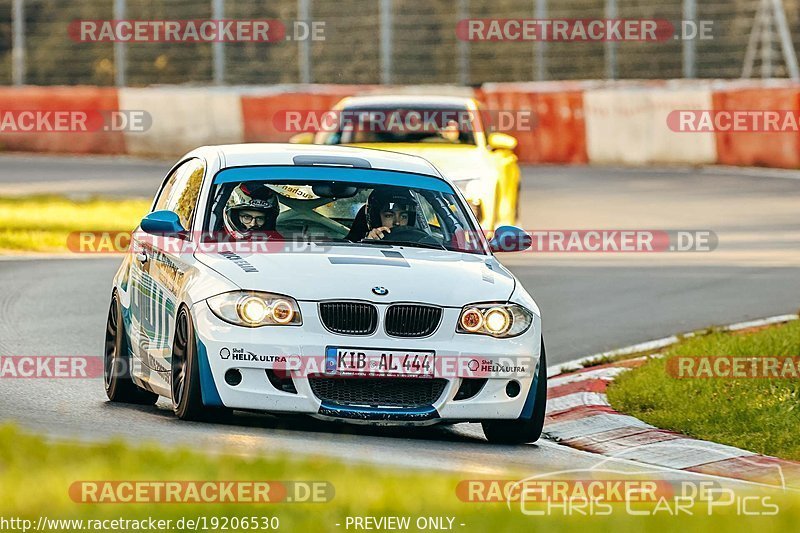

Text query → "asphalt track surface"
[0,154,798,480]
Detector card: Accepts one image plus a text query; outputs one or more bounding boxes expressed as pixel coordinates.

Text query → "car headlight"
[457,303,532,338]
[207,291,302,327]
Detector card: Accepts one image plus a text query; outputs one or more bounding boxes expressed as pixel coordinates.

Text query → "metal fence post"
[380,0,393,84]
[534,0,547,81]
[761,0,773,77]
[682,0,696,78]
[12,0,25,86]
[212,0,225,85]
[457,0,470,86]
[772,0,800,80]
[604,0,618,79]
[114,0,126,86]
[298,0,312,83]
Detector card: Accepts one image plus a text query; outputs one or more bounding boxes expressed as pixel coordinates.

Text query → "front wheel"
[482,339,547,444]
[104,293,158,405]
[171,307,230,421]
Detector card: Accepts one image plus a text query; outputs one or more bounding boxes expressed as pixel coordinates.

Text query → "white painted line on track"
[546,392,609,414]
[545,414,654,441]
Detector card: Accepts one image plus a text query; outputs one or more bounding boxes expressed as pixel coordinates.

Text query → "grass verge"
[607,320,800,460]
[2,423,800,532]
[0,195,148,253]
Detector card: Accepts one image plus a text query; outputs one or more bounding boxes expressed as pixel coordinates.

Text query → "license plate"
[325,347,435,378]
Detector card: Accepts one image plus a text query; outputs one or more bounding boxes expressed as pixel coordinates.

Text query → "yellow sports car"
[290,95,521,230]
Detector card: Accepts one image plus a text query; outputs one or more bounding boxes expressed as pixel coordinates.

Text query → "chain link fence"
[0,0,798,86]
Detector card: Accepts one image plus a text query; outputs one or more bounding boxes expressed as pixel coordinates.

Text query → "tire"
[104,293,159,405]
[482,339,548,444]
[171,307,231,421]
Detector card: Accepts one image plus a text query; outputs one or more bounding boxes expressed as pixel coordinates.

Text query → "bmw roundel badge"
[372,286,389,296]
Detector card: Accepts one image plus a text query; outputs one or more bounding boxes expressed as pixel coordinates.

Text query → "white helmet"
[223,184,279,240]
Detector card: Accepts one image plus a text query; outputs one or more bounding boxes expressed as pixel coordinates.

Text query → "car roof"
[185,143,446,178]
[337,94,478,109]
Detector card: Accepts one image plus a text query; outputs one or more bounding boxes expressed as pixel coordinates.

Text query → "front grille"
[309,377,447,408]
[385,304,443,337]
[319,302,378,335]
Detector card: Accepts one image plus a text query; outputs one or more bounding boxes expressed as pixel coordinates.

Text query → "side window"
[152,165,183,212]
[167,160,205,229]
[152,159,205,230]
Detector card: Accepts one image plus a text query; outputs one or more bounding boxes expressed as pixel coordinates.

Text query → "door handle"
[136,251,148,263]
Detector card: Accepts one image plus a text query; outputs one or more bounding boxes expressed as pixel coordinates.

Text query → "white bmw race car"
[104,144,546,444]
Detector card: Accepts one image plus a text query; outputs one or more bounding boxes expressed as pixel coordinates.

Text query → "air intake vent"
[385,304,443,337]
[319,302,378,335]
[309,377,447,408]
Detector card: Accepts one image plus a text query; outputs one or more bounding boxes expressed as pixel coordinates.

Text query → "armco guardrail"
[2,81,800,169]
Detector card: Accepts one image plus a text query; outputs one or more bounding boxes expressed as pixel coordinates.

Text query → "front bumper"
[192,300,542,424]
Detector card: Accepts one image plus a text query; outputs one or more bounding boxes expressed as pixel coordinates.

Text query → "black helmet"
[223,183,279,239]
[366,187,418,229]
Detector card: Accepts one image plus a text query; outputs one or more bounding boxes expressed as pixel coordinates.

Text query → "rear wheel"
[104,293,159,405]
[171,307,230,421]
[482,340,547,444]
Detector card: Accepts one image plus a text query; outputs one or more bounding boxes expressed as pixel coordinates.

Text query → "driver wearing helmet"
[364,187,418,240]
[223,183,280,240]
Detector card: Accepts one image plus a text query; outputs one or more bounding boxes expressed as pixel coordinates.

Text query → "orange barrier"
[712,87,800,169]
[0,86,125,154]
[481,83,587,164]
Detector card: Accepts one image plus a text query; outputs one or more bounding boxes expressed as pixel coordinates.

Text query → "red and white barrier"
[713,86,800,168]
[584,85,717,165]
[3,81,800,170]
[0,86,125,154]
[482,81,590,164]
[118,87,244,157]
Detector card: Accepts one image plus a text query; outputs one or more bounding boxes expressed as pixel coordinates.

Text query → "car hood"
[345,143,493,181]
[195,244,515,307]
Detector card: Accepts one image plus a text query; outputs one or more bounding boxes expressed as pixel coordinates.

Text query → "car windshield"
[321,106,477,145]
[204,167,487,255]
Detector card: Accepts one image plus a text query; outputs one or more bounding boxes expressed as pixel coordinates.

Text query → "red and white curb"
[544,313,800,488]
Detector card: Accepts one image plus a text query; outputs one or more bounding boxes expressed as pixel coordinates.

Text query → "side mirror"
[487,132,518,151]
[140,210,187,236]
[289,132,315,144]
[489,225,532,253]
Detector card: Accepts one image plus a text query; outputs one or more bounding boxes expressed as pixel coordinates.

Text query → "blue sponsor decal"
[517,358,541,420]
[196,337,224,407]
